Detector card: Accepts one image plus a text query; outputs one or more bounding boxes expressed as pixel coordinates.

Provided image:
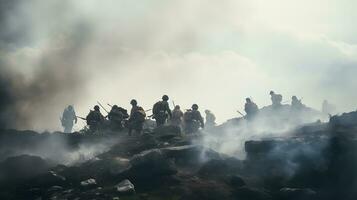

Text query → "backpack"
[135,107,146,122]
[153,101,166,115]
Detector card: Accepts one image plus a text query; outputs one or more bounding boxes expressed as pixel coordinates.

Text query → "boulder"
[126,149,177,181]
[80,178,97,187]
[0,155,54,184]
[116,179,135,194]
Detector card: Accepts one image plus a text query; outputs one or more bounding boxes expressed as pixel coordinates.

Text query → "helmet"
[205,109,210,114]
[192,104,199,110]
[162,95,169,101]
[246,98,251,102]
[175,105,180,109]
[130,99,137,105]
[113,105,118,109]
[292,96,297,100]
[94,105,100,111]
[270,91,275,95]
[68,105,73,110]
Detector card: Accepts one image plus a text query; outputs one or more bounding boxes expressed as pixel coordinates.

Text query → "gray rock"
[80,178,97,187]
[116,179,135,194]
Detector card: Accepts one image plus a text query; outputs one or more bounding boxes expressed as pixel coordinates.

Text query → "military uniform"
[244,100,259,121]
[291,96,304,111]
[128,105,146,135]
[153,100,172,127]
[86,108,105,132]
[108,106,129,131]
[270,91,283,108]
[205,110,216,129]
[171,106,183,127]
[61,106,77,133]
[184,106,204,134]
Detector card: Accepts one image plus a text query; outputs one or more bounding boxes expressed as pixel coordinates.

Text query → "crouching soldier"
[108,105,129,131]
[183,104,204,134]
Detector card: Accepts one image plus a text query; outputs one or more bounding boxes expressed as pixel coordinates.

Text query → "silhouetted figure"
[291,96,304,111]
[86,105,105,132]
[108,105,129,131]
[128,99,146,136]
[171,105,183,127]
[183,104,204,134]
[152,95,172,127]
[61,105,77,133]
[322,100,336,115]
[244,98,259,121]
[204,110,216,129]
[270,90,283,108]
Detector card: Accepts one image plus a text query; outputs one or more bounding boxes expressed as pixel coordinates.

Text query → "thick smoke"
[0,0,356,131]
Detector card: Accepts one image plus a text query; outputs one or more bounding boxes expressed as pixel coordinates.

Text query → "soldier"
[204,110,216,129]
[183,104,204,134]
[86,105,105,132]
[291,96,304,111]
[152,95,172,127]
[322,100,336,115]
[270,91,283,108]
[128,99,146,136]
[171,105,183,127]
[108,105,129,131]
[244,98,259,121]
[61,105,77,133]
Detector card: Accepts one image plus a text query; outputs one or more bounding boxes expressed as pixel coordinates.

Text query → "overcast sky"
[1,0,356,131]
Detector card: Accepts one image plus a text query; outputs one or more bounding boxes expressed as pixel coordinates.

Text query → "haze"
[0,0,356,131]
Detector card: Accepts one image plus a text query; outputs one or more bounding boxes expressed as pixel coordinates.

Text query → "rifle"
[145,109,152,112]
[107,103,113,108]
[236,110,245,117]
[97,101,109,114]
[76,116,86,120]
[172,101,176,108]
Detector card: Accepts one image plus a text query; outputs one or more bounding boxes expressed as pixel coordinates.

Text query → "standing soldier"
[204,110,216,129]
[183,104,204,134]
[171,105,184,127]
[152,95,172,127]
[86,105,105,132]
[244,98,259,121]
[270,91,283,108]
[128,99,146,136]
[61,105,77,133]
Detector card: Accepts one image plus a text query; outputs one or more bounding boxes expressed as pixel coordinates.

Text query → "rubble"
[80,178,97,187]
[0,111,357,199]
[115,179,135,194]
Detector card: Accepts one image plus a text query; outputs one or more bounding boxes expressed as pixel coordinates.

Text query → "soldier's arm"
[166,103,172,117]
[199,112,205,128]
[74,112,78,123]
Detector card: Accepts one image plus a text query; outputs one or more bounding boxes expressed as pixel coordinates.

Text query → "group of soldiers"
[61,91,333,134]
[243,90,311,120]
[61,95,214,135]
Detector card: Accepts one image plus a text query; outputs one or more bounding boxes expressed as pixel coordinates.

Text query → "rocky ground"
[0,111,357,200]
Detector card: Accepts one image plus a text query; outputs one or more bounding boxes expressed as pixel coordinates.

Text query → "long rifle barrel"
[236,110,245,117]
[97,101,109,113]
[76,116,86,120]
